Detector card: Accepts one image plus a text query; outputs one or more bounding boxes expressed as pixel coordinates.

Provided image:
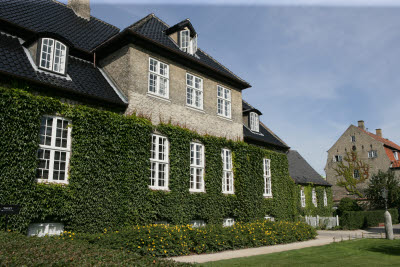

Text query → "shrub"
[366,170,400,209]
[74,221,316,257]
[336,198,362,217]
[341,209,399,229]
[0,231,188,266]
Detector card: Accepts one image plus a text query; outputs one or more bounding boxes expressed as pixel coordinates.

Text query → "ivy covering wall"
[0,86,297,233]
[295,184,333,217]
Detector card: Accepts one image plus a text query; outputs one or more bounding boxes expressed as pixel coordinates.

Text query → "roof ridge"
[197,48,248,85]
[360,127,400,150]
[51,0,120,31]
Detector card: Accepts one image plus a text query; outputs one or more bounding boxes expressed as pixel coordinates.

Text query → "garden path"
[172,226,400,263]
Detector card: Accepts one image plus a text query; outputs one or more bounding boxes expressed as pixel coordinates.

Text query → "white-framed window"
[222,148,234,194]
[353,169,360,179]
[148,57,169,98]
[150,134,169,190]
[223,218,235,227]
[27,223,64,237]
[190,220,206,228]
[333,155,342,162]
[368,150,378,158]
[264,215,275,221]
[263,158,272,197]
[180,30,190,53]
[323,189,328,206]
[312,188,317,207]
[39,38,67,74]
[186,73,203,109]
[394,151,399,160]
[190,142,205,192]
[351,135,356,142]
[36,115,71,184]
[191,35,198,54]
[249,112,259,132]
[300,188,306,208]
[217,85,231,118]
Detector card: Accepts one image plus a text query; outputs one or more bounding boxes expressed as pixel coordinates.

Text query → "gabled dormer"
[242,101,262,133]
[165,19,198,55]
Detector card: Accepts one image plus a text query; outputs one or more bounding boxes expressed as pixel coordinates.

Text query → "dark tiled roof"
[0,33,125,106]
[242,100,288,149]
[0,0,119,52]
[128,15,248,86]
[287,150,331,186]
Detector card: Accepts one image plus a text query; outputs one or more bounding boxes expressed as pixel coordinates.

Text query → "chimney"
[358,120,365,130]
[68,0,90,20]
[376,129,382,137]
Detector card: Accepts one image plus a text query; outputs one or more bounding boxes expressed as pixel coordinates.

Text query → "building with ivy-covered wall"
[287,150,333,217]
[0,0,298,234]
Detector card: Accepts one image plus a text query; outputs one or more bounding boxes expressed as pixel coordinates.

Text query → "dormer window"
[180,30,197,55]
[249,112,259,132]
[39,38,67,75]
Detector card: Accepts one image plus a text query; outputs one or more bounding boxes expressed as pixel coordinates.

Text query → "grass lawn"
[0,231,191,266]
[200,239,400,267]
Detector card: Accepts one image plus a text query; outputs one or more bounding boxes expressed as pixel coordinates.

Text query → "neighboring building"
[287,150,332,216]
[325,120,400,202]
[0,0,297,233]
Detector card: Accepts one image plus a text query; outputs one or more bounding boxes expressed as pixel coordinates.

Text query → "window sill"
[149,186,170,192]
[147,92,171,102]
[217,115,232,122]
[189,189,206,193]
[223,192,235,195]
[36,179,68,185]
[263,195,273,199]
[186,105,204,113]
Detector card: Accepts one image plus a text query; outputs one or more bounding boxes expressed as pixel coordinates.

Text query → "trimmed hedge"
[71,221,316,257]
[0,85,298,233]
[341,209,399,229]
[0,231,187,266]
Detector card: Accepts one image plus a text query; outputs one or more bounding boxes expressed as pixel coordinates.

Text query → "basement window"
[36,115,71,184]
[39,38,67,75]
[223,218,235,227]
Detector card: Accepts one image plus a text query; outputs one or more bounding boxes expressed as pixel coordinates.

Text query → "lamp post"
[382,188,393,240]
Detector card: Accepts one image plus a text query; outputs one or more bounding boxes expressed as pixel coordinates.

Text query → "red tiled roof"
[360,128,400,150]
[384,147,400,168]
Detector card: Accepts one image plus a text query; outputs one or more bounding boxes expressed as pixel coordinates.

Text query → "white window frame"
[263,158,272,197]
[190,142,205,192]
[190,220,206,228]
[186,73,203,109]
[394,151,399,161]
[36,115,71,184]
[217,85,231,119]
[323,189,328,206]
[148,57,169,99]
[191,35,198,55]
[312,188,317,207]
[333,155,342,162]
[39,38,67,75]
[223,218,235,227]
[149,134,169,190]
[368,150,377,158]
[180,30,190,53]
[222,148,234,194]
[249,112,260,132]
[300,188,306,208]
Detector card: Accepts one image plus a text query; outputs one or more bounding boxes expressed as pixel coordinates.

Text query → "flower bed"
[75,221,316,257]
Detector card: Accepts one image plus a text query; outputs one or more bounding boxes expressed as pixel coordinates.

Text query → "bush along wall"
[295,184,333,217]
[0,86,297,233]
[340,209,399,230]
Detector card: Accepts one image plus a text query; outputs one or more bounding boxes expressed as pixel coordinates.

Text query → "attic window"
[249,112,259,132]
[180,30,197,55]
[39,38,67,75]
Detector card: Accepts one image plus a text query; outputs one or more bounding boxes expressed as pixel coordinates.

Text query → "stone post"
[384,210,394,240]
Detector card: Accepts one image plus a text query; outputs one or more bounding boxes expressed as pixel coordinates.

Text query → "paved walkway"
[172,227,400,264]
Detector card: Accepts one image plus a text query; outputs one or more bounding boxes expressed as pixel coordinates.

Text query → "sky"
[60,0,400,175]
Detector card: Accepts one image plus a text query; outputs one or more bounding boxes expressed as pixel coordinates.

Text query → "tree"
[336,197,362,216]
[366,170,400,209]
[334,151,369,197]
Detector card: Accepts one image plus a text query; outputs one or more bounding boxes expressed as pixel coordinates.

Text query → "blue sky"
[60,0,400,175]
